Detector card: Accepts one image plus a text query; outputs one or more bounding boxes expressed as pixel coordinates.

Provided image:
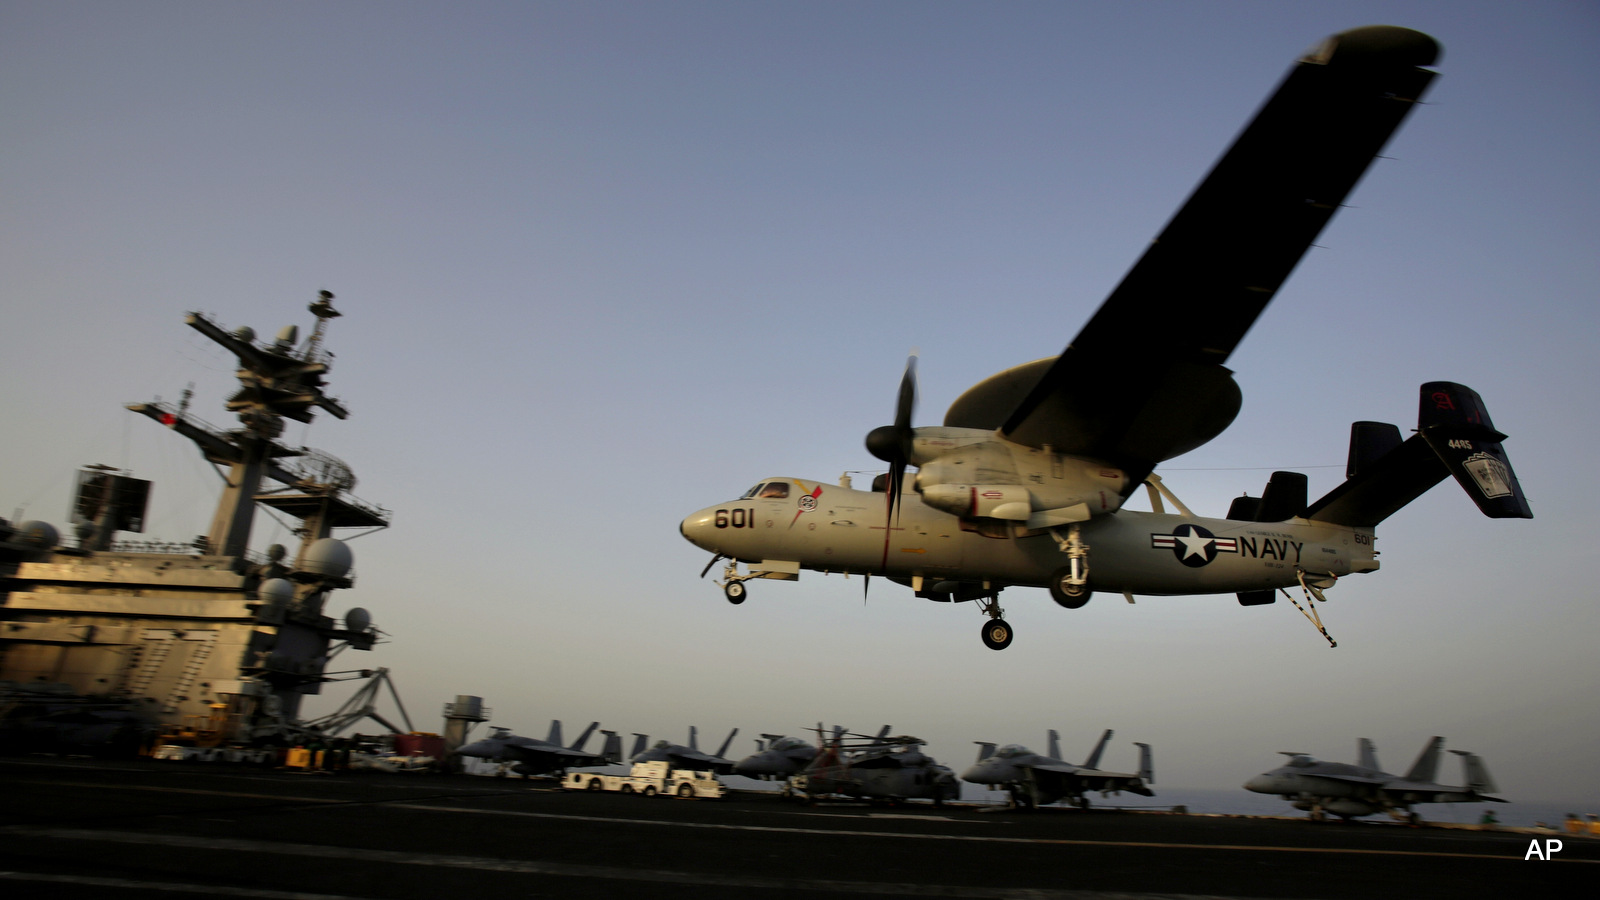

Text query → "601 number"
[715,508,755,528]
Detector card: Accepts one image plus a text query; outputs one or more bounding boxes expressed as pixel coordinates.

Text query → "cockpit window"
[740,483,767,500]
[997,744,1030,759]
[758,482,790,499]
[1287,755,1318,768]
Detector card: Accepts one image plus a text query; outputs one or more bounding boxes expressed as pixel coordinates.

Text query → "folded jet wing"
[945,27,1441,486]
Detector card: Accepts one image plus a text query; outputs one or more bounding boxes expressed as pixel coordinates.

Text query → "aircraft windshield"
[739,483,767,500]
[739,481,791,499]
[996,744,1031,759]
[1287,755,1318,768]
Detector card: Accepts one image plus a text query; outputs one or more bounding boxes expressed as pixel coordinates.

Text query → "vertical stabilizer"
[599,730,622,763]
[629,733,649,759]
[1450,749,1499,794]
[973,742,997,764]
[1358,738,1380,772]
[546,720,563,747]
[714,728,740,759]
[1403,736,1445,783]
[1084,729,1114,769]
[689,725,700,751]
[570,721,599,752]
[1417,382,1532,519]
[1135,742,1154,783]
[1047,729,1062,761]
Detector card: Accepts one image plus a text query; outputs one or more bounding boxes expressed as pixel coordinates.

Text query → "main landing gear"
[1047,524,1092,609]
[977,591,1012,650]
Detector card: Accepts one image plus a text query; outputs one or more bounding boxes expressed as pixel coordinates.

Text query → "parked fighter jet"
[962,729,1153,809]
[629,726,740,774]
[682,26,1532,650]
[734,734,818,780]
[456,722,620,776]
[1243,736,1504,821]
[788,732,959,805]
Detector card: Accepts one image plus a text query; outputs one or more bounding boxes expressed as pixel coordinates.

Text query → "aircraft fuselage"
[681,476,1375,599]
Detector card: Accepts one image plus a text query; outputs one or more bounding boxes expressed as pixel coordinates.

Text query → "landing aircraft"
[1243,736,1503,822]
[456,722,619,776]
[680,26,1531,649]
[962,729,1153,809]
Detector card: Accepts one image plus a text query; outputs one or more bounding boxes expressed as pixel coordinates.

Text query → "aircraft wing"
[945,27,1439,485]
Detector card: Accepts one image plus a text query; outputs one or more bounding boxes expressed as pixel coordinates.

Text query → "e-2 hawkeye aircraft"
[680,26,1531,650]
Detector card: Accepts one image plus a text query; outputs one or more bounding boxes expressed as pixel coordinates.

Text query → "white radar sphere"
[258,578,295,605]
[299,538,353,578]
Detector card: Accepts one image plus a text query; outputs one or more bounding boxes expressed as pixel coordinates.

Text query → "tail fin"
[546,720,563,747]
[1083,729,1113,769]
[1047,729,1062,761]
[1403,736,1445,783]
[1358,738,1380,772]
[1135,742,1153,783]
[714,728,739,759]
[973,741,997,764]
[629,733,649,759]
[1305,383,1531,526]
[599,730,622,763]
[1450,749,1499,794]
[570,721,599,752]
[1417,382,1532,519]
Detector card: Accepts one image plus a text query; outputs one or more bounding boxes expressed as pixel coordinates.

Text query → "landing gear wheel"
[1048,567,1092,609]
[981,618,1014,650]
[724,581,747,605]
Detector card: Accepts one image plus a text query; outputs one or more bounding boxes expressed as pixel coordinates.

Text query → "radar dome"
[14,521,60,549]
[258,578,295,606]
[233,325,256,343]
[267,543,287,562]
[299,538,353,579]
[344,608,372,633]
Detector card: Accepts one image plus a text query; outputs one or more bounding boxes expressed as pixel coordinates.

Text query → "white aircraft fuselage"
[680,469,1375,600]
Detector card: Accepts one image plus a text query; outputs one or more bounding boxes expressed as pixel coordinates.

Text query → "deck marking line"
[2,828,1261,898]
[390,803,1595,863]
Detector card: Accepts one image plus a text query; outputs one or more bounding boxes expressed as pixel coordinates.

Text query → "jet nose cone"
[1243,774,1275,793]
[960,763,993,784]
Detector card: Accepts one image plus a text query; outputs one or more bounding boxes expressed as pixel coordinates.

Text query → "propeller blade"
[700,553,724,579]
[865,353,919,574]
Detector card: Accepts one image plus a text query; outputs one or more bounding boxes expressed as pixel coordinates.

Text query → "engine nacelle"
[920,484,1033,520]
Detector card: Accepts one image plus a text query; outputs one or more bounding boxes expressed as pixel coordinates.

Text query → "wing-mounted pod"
[1304,383,1531,527]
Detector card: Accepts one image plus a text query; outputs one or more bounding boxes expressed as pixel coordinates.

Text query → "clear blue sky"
[3,1,1597,804]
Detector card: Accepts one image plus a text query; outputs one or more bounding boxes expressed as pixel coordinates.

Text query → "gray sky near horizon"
[3,1,1597,804]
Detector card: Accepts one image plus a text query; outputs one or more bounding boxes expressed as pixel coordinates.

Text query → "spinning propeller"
[865,353,918,577]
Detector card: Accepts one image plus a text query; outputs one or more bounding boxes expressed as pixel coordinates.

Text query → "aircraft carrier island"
[0,293,389,754]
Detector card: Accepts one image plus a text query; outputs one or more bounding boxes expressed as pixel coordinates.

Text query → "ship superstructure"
[0,292,388,746]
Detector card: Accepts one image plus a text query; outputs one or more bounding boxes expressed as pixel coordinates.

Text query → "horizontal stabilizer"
[1305,383,1530,526]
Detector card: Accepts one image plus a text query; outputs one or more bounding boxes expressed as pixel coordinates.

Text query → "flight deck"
[2,757,1585,899]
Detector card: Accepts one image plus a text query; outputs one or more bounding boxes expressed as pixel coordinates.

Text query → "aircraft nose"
[1243,774,1276,793]
[960,763,994,784]
[680,508,716,549]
